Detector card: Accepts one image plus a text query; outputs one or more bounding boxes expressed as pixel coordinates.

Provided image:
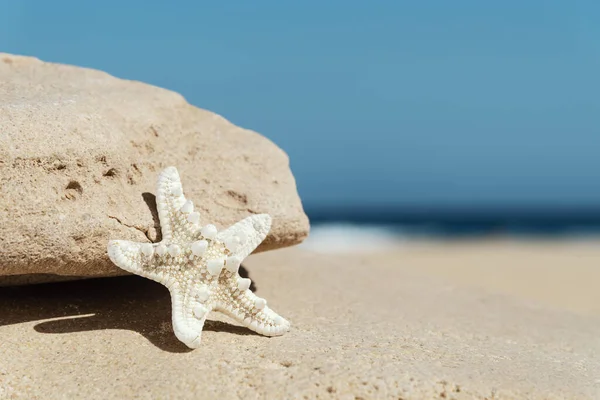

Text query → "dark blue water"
[306,207,600,238]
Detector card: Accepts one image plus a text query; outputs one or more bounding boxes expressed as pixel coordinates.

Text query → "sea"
[300,207,600,254]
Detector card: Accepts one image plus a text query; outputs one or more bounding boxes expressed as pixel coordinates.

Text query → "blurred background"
[2,1,600,249]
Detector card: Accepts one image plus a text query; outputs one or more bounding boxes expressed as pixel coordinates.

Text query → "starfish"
[107,166,290,348]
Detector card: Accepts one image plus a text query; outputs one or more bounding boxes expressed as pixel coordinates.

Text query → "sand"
[1,240,599,399]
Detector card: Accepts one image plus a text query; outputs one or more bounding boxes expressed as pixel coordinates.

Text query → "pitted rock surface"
[0,53,309,284]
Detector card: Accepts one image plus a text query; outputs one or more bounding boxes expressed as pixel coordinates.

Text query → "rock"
[0,53,309,283]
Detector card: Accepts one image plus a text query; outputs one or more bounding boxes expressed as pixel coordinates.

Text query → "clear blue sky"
[1,1,599,212]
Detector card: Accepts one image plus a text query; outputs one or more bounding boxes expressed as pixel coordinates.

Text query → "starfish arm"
[216,214,272,259]
[215,278,290,337]
[170,284,214,349]
[155,166,198,242]
[107,240,167,283]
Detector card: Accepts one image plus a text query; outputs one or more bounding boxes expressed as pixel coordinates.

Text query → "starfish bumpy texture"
[107,167,290,348]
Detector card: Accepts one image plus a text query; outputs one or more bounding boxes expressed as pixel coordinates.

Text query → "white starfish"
[107,166,290,348]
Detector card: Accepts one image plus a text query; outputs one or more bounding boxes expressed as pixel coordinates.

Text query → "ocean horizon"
[305,206,600,238]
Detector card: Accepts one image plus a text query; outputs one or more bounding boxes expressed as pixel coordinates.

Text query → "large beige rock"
[0,53,309,283]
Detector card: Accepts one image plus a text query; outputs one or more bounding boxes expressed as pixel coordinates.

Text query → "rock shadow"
[0,266,258,354]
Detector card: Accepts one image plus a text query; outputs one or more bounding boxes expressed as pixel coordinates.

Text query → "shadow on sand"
[0,265,258,354]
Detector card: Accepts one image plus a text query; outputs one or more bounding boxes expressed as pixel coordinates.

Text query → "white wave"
[299,223,404,254]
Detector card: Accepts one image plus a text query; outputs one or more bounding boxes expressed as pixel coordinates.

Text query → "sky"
[1,1,599,213]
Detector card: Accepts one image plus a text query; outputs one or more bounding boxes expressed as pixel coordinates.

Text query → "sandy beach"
[1,239,599,399]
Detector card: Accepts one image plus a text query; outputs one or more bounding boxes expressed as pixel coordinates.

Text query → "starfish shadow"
[0,268,259,354]
[141,192,162,242]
